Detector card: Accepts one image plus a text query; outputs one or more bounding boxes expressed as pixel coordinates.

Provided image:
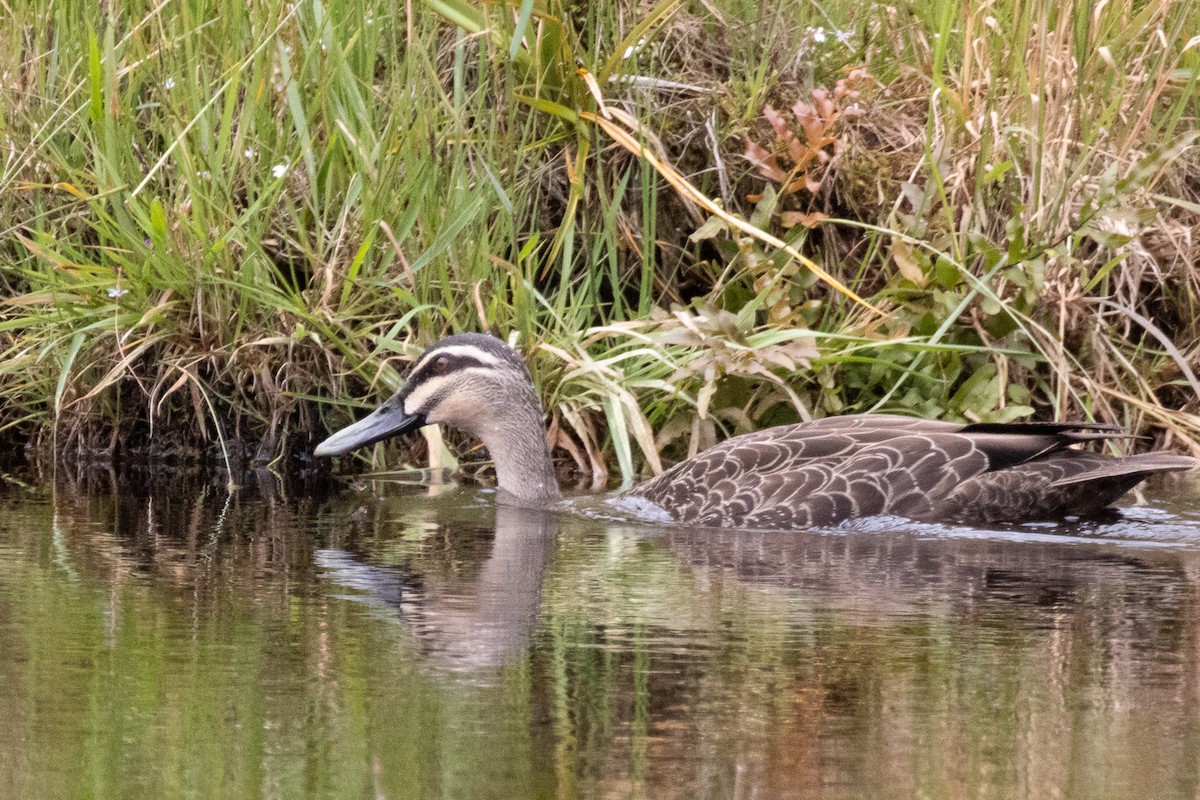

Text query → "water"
[1,470,1199,800]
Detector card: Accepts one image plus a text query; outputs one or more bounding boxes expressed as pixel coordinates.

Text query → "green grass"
[1,0,1198,481]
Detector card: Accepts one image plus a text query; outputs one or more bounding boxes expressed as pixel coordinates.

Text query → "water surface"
[2,470,1199,799]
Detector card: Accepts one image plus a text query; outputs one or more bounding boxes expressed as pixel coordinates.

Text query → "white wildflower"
[163,77,176,90]
[272,163,288,179]
[836,29,853,45]
[107,286,128,299]
[811,27,826,43]
[244,148,257,159]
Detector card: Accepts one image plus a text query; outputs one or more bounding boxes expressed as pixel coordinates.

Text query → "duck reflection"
[317,502,558,673]
[315,480,1197,686]
[650,523,1190,617]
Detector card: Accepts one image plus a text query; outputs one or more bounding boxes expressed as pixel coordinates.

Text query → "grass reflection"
[0,475,1199,799]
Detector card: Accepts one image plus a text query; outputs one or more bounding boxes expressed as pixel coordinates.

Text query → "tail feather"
[962,421,1123,435]
[1050,454,1198,487]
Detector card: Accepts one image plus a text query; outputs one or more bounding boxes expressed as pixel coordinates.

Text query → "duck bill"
[313,403,426,457]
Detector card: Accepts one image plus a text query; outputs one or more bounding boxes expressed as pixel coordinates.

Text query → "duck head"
[314,333,560,502]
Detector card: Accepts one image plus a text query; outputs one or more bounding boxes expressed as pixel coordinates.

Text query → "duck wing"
[930,451,1198,522]
[624,414,1194,528]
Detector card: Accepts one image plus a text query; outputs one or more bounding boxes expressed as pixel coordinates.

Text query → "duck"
[313,332,1197,528]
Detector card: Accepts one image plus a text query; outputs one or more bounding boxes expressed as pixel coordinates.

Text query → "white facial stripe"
[402,374,447,416]
[414,344,503,370]
[401,366,497,416]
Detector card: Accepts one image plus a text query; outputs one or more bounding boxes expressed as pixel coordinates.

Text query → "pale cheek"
[425,395,479,428]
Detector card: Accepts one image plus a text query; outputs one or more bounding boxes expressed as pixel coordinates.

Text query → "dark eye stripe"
[407,354,489,386]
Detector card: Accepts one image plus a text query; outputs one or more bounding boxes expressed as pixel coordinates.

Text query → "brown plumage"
[315,334,1197,528]
[625,415,1195,526]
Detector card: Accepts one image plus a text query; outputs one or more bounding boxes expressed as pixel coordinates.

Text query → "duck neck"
[475,400,560,506]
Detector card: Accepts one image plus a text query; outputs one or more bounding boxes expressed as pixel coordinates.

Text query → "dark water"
[2,469,1199,800]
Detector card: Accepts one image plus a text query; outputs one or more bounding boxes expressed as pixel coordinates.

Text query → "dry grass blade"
[580,106,884,318]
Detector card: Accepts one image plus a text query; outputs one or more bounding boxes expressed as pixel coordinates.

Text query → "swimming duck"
[314,333,1196,527]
